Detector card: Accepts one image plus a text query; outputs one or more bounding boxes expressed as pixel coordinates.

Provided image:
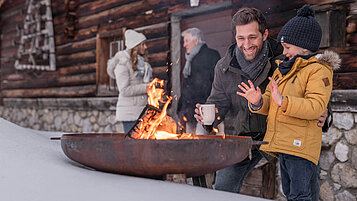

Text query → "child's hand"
[236,80,262,106]
[268,77,283,106]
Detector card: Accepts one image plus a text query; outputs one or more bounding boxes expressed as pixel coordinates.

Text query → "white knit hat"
[125,29,146,50]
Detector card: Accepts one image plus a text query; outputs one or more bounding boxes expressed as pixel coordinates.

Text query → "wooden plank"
[77,0,154,30]
[347,33,357,46]
[168,0,226,14]
[57,63,97,75]
[77,0,168,18]
[56,37,97,56]
[98,8,168,34]
[1,63,96,82]
[0,9,23,27]
[1,29,20,43]
[140,23,169,39]
[240,168,262,197]
[0,0,24,13]
[56,50,96,68]
[2,73,96,89]
[339,53,357,72]
[183,10,232,34]
[0,3,23,20]
[333,73,357,89]
[152,66,168,77]
[261,159,277,199]
[148,51,169,68]
[1,63,97,81]
[2,85,97,98]
[0,46,17,58]
[265,10,296,29]
[55,25,98,46]
[146,37,169,54]
[1,36,18,50]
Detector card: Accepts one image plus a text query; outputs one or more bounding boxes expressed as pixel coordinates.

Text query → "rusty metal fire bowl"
[61,133,257,178]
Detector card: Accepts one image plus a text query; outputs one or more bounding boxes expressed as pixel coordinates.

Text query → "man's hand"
[317,109,328,128]
[194,104,204,125]
[236,80,262,106]
[194,103,218,125]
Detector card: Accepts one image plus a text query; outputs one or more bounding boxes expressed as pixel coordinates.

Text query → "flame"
[147,78,165,108]
[217,116,221,120]
[182,116,187,122]
[130,78,196,140]
[213,128,218,133]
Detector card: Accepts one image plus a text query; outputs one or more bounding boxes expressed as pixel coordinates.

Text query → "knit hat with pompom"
[277,4,322,52]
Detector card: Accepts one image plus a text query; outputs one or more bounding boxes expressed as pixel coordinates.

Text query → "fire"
[147,78,165,108]
[212,128,218,133]
[182,116,188,122]
[129,78,198,140]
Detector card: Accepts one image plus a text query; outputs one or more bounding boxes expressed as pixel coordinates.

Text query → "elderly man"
[194,7,330,200]
[177,28,220,135]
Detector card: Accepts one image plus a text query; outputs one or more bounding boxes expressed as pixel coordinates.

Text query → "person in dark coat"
[177,28,221,135]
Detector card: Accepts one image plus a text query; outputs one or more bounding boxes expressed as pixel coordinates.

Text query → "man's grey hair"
[181,28,204,43]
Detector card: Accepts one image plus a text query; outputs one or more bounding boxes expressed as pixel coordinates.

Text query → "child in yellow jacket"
[237,4,340,201]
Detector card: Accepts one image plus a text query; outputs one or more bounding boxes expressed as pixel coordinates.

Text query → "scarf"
[278,53,317,75]
[183,42,205,78]
[235,40,269,81]
[134,55,152,83]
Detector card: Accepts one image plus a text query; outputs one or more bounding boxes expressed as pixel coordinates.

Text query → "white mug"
[199,104,215,125]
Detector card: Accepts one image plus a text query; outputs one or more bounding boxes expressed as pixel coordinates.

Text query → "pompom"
[297,4,315,17]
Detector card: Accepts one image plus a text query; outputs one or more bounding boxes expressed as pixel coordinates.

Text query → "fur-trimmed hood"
[315,50,341,71]
[107,50,130,79]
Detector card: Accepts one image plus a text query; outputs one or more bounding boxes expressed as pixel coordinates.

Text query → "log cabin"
[1,0,356,200]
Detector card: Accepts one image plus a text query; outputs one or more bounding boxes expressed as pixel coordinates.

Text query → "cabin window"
[108,40,125,91]
[315,6,347,48]
[96,28,126,96]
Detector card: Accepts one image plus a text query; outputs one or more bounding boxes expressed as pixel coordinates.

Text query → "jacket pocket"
[274,115,308,150]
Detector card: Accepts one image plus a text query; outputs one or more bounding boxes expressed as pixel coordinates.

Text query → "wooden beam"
[152,66,168,77]
[333,73,357,89]
[168,0,226,14]
[2,73,96,89]
[146,37,169,54]
[56,50,96,68]
[56,37,96,56]
[148,51,169,68]
[97,8,168,34]
[2,85,97,98]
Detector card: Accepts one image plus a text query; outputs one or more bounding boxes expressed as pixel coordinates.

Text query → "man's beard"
[238,43,263,62]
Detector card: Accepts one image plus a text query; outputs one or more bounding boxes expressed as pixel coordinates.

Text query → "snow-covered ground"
[0,118,271,201]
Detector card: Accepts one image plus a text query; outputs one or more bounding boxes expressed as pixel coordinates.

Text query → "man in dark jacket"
[177,28,221,135]
[194,7,328,200]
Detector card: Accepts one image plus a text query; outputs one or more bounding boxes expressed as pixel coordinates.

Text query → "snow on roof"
[0,118,270,201]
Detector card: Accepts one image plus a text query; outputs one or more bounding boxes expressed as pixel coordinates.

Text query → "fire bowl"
[60,133,254,177]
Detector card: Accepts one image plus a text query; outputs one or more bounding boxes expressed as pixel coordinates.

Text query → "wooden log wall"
[233,0,357,90]
[1,0,356,99]
[0,0,171,98]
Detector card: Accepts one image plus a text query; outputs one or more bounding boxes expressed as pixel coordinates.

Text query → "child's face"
[281,42,308,60]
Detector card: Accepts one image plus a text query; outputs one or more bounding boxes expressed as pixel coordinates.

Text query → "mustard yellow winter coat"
[250,51,340,165]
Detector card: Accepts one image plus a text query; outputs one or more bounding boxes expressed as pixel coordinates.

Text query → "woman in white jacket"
[107,30,152,133]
